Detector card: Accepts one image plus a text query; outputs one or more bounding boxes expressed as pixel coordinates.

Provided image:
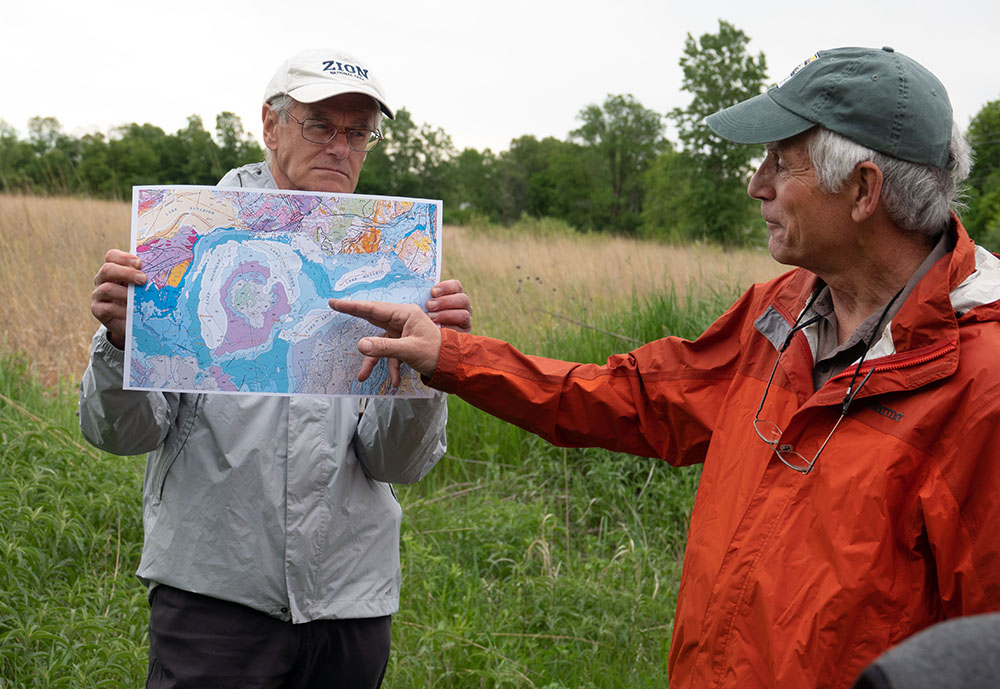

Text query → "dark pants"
[147,585,391,689]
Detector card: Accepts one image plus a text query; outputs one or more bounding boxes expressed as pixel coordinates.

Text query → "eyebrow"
[311,117,374,131]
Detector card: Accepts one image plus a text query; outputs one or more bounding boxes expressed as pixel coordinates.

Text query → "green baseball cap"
[705,46,953,169]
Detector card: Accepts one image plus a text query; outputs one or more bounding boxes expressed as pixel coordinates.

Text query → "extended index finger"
[328,298,398,329]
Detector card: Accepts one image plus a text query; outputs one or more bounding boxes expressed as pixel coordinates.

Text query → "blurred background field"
[0,193,783,687]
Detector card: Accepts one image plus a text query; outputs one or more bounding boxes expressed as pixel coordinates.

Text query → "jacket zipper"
[827,341,957,382]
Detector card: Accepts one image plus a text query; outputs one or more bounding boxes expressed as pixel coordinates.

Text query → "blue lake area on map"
[126,186,441,397]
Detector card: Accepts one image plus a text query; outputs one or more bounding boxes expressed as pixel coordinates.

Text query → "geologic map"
[124,185,441,397]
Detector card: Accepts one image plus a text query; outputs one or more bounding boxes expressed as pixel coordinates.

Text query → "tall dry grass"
[0,194,131,388]
[443,225,784,342]
[0,193,785,387]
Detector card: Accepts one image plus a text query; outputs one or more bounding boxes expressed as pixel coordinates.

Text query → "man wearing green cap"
[330,46,1000,688]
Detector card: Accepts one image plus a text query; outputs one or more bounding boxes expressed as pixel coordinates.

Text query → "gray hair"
[806,125,972,240]
[266,94,295,123]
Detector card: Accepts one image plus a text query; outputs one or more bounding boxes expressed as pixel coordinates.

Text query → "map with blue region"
[124,185,440,397]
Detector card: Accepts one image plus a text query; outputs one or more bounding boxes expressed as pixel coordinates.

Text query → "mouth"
[761,216,781,232]
[315,166,349,177]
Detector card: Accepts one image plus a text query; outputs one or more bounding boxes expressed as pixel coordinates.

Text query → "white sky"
[4,0,998,154]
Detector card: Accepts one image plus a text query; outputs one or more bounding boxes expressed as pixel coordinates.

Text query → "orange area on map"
[166,260,190,287]
[342,226,382,254]
[371,199,414,224]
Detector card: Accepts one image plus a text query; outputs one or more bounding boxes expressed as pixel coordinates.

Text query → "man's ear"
[850,161,884,223]
[262,104,278,151]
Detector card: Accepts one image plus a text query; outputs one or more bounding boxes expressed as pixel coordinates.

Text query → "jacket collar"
[763,218,994,406]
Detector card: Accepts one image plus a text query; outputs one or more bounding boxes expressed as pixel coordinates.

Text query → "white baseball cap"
[263,49,394,120]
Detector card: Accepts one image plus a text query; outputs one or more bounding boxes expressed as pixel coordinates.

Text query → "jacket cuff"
[427,327,464,392]
[93,327,126,367]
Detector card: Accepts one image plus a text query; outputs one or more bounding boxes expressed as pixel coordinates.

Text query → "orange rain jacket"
[427,220,1000,688]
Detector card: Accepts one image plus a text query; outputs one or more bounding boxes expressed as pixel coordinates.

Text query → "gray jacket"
[78,162,448,622]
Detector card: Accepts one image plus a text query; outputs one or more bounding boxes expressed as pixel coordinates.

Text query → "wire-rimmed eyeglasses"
[753,288,901,474]
[286,113,383,152]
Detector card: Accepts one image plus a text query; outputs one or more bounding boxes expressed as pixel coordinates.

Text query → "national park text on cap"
[263,49,394,120]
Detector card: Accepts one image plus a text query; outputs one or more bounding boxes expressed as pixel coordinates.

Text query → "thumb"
[358,335,417,367]
[358,336,398,357]
[358,332,439,377]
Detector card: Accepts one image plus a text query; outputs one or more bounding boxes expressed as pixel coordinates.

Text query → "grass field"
[0,194,784,687]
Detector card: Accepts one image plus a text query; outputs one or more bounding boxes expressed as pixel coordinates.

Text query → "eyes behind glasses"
[286,113,383,152]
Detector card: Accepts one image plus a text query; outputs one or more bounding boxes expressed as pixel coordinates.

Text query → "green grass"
[0,356,147,687]
[0,286,736,688]
[386,285,735,687]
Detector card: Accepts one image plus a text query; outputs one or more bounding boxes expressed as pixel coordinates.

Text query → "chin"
[767,238,793,266]
[312,176,356,195]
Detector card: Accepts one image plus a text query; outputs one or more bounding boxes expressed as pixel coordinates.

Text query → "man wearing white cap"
[331,47,1000,687]
[81,49,471,688]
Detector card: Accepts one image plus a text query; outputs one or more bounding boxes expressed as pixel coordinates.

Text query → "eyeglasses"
[753,324,873,474]
[753,288,901,474]
[285,113,383,152]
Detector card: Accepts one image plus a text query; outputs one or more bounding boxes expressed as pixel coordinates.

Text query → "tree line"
[2,21,998,249]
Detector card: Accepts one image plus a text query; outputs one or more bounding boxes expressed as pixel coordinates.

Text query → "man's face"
[262,92,377,193]
[747,132,855,274]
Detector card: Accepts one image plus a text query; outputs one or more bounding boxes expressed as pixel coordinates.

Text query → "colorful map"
[124,185,441,396]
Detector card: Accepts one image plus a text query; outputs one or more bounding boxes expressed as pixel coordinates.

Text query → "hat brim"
[287,83,395,120]
[706,92,815,145]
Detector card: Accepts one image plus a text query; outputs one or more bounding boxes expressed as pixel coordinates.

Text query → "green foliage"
[0,282,740,687]
[572,94,666,233]
[437,133,614,231]
[216,111,264,174]
[510,214,578,238]
[444,147,503,226]
[497,135,611,230]
[0,113,264,199]
[670,21,767,157]
[650,20,768,245]
[357,107,457,202]
[963,100,1000,250]
[639,149,697,242]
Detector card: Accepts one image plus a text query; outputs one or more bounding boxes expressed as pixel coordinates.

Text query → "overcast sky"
[4,0,998,153]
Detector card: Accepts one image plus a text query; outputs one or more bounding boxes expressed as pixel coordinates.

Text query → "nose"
[747,161,774,201]
[323,131,351,158]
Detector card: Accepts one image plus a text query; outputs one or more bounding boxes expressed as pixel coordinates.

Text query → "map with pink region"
[125,185,441,396]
